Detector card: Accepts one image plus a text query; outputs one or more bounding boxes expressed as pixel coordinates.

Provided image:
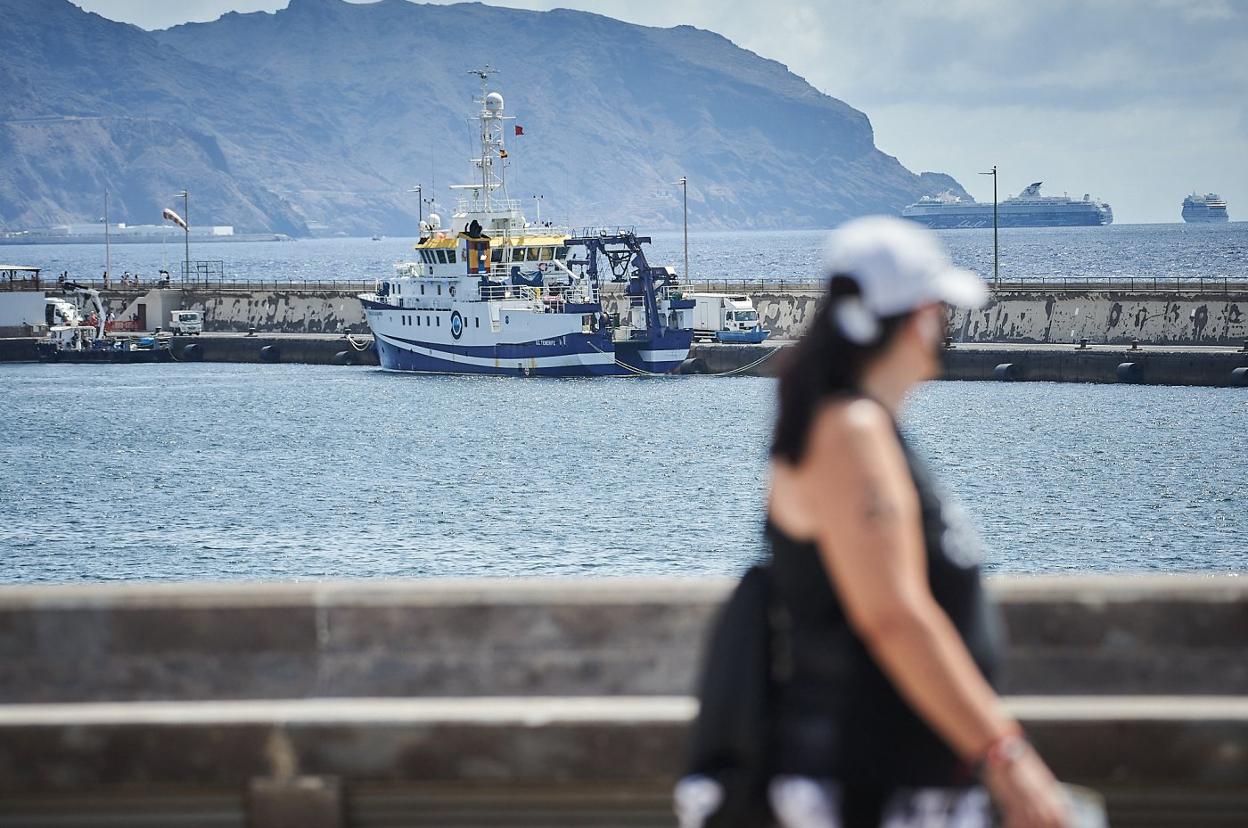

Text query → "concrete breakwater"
[3,334,1246,387]
[65,282,1248,346]
[0,576,1244,826]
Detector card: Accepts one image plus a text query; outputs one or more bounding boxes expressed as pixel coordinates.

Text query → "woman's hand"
[982,742,1071,828]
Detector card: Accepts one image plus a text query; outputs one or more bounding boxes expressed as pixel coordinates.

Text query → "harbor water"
[4,222,1247,284]
[1,362,1243,583]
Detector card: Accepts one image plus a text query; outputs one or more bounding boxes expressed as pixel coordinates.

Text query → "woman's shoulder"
[809,395,894,447]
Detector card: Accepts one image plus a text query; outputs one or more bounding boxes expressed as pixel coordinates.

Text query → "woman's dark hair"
[770,275,911,464]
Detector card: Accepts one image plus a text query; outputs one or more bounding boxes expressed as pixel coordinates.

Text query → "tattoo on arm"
[861,481,900,525]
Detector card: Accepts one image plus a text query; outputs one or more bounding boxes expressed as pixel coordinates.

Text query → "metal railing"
[678,276,1248,296]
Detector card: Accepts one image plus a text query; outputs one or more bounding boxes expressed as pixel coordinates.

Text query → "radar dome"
[485,92,504,112]
[426,213,442,230]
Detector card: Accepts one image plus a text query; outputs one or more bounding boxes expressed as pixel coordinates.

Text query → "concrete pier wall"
[0,576,1244,826]
[78,285,1248,345]
[750,289,1248,345]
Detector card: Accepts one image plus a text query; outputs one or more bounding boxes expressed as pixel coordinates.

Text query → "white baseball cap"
[824,216,988,315]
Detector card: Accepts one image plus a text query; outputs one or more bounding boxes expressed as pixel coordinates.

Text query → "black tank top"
[767,420,1002,788]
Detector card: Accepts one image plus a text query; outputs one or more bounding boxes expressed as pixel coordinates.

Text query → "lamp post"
[676,176,688,280]
[101,190,111,286]
[978,165,998,284]
[175,189,190,281]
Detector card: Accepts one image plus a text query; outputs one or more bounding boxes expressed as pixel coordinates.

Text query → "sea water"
[5,222,1247,285]
[1,362,1243,583]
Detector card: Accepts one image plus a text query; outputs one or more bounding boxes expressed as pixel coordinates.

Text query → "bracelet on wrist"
[973,729,1028,776]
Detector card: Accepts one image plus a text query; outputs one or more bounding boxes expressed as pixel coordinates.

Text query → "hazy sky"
[73,0,1248,224]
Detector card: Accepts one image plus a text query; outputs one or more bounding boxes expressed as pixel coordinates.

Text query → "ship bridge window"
[491,248,503,264]
[447,250,457,264]
[539,247,554,261]
[435,250,447,264]
[526,247,540,262]
[556,246,568,260]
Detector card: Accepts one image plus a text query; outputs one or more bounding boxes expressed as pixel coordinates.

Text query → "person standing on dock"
[681,217,1069,828]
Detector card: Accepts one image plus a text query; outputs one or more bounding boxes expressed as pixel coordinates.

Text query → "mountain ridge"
[1,0,968,235]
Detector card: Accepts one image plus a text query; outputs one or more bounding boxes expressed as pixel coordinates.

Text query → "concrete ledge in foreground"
[0,575,1244,701]
[0,696,1244,826]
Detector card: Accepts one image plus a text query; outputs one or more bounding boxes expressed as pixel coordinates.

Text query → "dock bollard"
[259,345,281,363]
[993,363,1020,382]
[1130,338,1140,351]
[1241,339,1248,353]
[1078,338,1089,349]
[1116,362,1143,383]
[1231,367,1248,387]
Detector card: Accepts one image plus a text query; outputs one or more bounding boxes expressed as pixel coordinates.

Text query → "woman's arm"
[793,399,1068,827]
[796,398,1014,761]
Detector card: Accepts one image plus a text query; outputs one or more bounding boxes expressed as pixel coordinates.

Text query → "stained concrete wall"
[954,291,1248,346]
[101,289,371,334]
[76,285,1248,345]
[750,289,1248,345]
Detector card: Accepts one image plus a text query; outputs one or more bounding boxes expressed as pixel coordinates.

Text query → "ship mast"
[468,65,511,216]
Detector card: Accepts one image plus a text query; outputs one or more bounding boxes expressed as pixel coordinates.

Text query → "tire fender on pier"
[675,357,708,375]
[1231,367,1248,387]
[259,345,281,363]
[993,363,1021,382]
[182,343,204,362]
[1116,362,1143,383]
[334,350,356,366]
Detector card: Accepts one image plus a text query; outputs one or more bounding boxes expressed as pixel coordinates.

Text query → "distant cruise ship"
[902,182,1113,229]
[1181,193,1229,223]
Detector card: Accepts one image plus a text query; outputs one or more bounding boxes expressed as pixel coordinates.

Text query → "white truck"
[687,293,769,343]
[168,310,203,335]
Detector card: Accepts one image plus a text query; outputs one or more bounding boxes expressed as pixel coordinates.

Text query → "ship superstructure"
[903,182,1113,229]
[1181,193,1230,223]
[358,68,693,376]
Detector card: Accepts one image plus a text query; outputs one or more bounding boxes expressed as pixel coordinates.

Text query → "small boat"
[36,281,173,363]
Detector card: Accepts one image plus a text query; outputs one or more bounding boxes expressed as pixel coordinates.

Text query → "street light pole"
[102,190,111,285]
[979,165,999,284]
[677,176,688,280]
[175,190,190,281]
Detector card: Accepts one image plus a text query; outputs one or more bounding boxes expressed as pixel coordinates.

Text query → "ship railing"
[476,280,596,311]
[454,197,523,215]
[568,226,638,239]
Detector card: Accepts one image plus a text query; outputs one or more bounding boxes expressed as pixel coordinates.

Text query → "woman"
[682,218,1070,828]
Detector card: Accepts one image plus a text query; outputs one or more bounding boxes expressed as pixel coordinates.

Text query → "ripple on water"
[0,363,1244,583]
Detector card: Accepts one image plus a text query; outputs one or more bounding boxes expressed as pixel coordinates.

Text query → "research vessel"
[902,182,1113,228]
[1181,193,1230,223]
[358,69,693,376]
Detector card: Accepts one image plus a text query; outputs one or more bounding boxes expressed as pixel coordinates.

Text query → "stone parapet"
[1,576,1244,704]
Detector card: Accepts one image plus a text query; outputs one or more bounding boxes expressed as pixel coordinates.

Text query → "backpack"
[681,564,789,828]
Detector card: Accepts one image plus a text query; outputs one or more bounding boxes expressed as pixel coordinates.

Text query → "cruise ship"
[902,182,1113,229]
[1181,193,1230,223]
[357,69,694,377]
